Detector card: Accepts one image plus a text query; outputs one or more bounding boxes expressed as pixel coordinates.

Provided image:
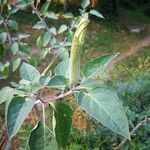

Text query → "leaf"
[49,27,57,35]
[76,87,130,138]
[20,63,41,82]
[12,58,21,72]
[33,21,46,30]
[0,32,7,44]
[82,54,117,78]
[18,34,30,40]
[28,121,57,150]
[11,42,19,55]
[47,76,68,90]
[7,97,35,139]
[19,42,31,54]
[58,47,69,60]
[46,12,58,20]
[37,32,51,48]
[81,0,90,9]
[89,9,104,18]
[40,1,50,13]
[8,20,18,31]
[0,86,14,104]
[53,102,73,148]
[54,58,69,78]
[58,25,68,34]
[0,62,10,80]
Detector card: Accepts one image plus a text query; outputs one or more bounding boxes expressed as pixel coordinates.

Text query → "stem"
[115,118,150,150]
[42,104,46,150]
[39,89,74,104]
[3,20,12,45]
[31,3,49,31]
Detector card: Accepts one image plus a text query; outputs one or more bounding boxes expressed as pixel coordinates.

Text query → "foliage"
[0,0,130,149]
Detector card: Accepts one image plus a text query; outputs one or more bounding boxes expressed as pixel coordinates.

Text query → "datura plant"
[0,0,130,150]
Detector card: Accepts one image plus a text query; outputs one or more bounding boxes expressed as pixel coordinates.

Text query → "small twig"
[41,54,58,76]
[115,118,150,150]
[38,89,74,104]
[3,20,12,45]
[31,3,49,31]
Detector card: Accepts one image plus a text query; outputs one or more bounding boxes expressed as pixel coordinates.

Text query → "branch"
[115,118,150,150]
[3,20,12,45]
[39,90,74,104]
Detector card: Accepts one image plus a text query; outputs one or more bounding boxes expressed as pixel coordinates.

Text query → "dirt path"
[108,35,150,72]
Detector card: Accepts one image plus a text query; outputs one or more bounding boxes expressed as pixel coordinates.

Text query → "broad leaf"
[53,102,73,148]
[8,20,18,31]
[37,32,51,48]
[20,63,41,82]
[40,1,50,13]
[0,32,7,44]
[46,12,58,20]
[58,47,69,60]
[7,97,35,139]
[0,86,14,104]
[58,25,68,34]
[33,21,46,30]
[18,34,30,39]
[50,27,57,35]
[76,87,130,139]
[89,9,104,18]
[82,54,117,78]
[0,62,9,80]
[11,42,19,55]
[28,121,57,150]
[19,42,30,54]
[54,58,69,78]
[81,0,90,9]
[12,58,21,72]
[47,75,68,90]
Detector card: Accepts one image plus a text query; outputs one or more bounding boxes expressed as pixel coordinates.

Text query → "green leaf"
[47,76,68,90]
[40,1,50,13]
[11,42,19,55]
[37,32,51,48]
[19,42,31,54]
[53,102,73,148]
[0,32,7,44]
[33,21,46,30]
[76,87,130,138]
[0,86,14,104]
[58,25,68,34]
[46,12,58,20]
[8,20,18,31]
[28,121,57,150]
[82,54,117,78]
[12,58,21,72]
[7,97,35,139]
[54,58,69,78]
[81,0,90,9]
[89,9,104,18]
[18,34,30,40]
[58,47,69,60]
[49,27,57,35]
[20,63,41,82]
[0,62,9,80]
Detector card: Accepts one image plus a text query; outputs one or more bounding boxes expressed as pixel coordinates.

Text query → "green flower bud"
[69,18,89,86]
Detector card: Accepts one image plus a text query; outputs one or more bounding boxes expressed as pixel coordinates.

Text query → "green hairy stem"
[69,18,89,86]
